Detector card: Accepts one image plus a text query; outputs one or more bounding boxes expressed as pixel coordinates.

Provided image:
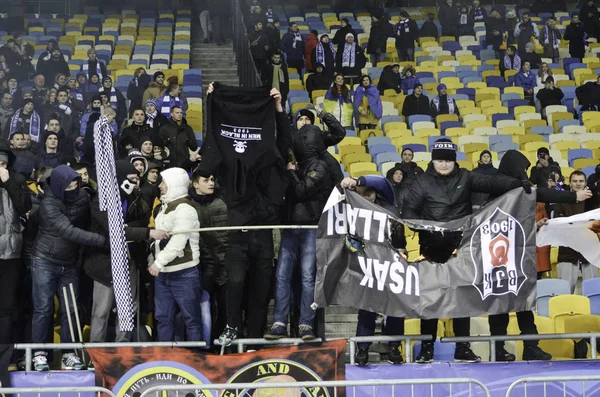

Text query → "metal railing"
[442,333,600,362]
[140,378,492,397]
[14,341,206,371]
[348,335,434,364]
[230,0,261,87]
[0,387,116,397]
[505,375,600,397]
[212,337,322,353]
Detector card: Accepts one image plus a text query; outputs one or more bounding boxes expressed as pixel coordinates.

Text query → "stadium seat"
[536,279,571,317]
[582,279,600,315]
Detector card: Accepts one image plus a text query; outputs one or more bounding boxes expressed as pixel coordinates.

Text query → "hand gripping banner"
[314,187,537,319]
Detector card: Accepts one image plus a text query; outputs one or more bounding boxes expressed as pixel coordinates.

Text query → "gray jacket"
[0,103,14,133]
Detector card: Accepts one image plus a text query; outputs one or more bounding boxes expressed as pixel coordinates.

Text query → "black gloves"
[522,180,532,194]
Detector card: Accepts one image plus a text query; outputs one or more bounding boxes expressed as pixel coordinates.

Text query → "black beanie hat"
[537,147,550,157]
[479,149,492,160]
[296,109,315,125]
[431,138,457,162]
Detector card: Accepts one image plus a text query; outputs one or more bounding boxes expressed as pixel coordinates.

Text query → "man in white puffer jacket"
[148,167,202,341]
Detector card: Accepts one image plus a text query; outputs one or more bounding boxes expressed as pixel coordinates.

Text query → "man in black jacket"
[367,12,394,66]
[403,139,523,364]
[0,141,31,353]
[332,18,358,51]
[264,106,344,342]
[529,147,559,186]
[580,0,599,39]
[248,21,270,83]
[420,13,439,39]
[395,11,419,62]
[264,51,290,110]
[564,15,587,60]
[402,84,430,119]
[576,75,600,110]
[536,77,564,114]
[306,63,332,98]
[30,165,106,371]
[120,108,156,157]
[159,106,198,168]
[86,160,168,345]
[439,0,459,38]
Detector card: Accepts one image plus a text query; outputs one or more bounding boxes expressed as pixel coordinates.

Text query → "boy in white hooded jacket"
[148,167,203,341]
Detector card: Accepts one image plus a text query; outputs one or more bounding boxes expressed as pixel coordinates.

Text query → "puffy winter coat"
[159,118,198,168]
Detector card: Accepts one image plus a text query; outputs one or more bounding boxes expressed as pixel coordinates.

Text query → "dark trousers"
[396,47,415,62]
[489,311,539,349]
[421,317,470,342]
[0,259,21,343]
[212,15,226,43]
[203,274,227,342]
[225,230,274,337]
[254,58,268,84]
[356,310,404,349]
[287,59,304,76]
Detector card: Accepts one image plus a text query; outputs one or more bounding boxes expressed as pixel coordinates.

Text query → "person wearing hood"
[148,167,204,342]
[145,99,169,131]
[65,76,85,109]
[128,148,149,178]
[141,162,161,207]
[99,76,127,127]
[529,147,559,187]
[339,174,407,366]
[189,170,229,344]
[0,91,14,134]
[336,33,366,80]
[439,0,459,38]
[150,135,170,169]
[79,48,107,81]
[485,150,590,362]
[368,13,394,67]
[402,83,430,119]
[281,22,305,75]
[397,147,424,180]
[403,140,526,364]
[386,164,407,212]
[430,84,459,118]
[30,165,106,371]
[579,0,600,39]
[120,108,156,157]
[304,30,319,71]
[264,50,290,108]
[564,15,588,60]
[486,9,507,59]
[395,11,419,62]
[420,13,439,39]
[516,62,536,105]
[266,19,282,56]
[265,106,343,342]
[86,160,167,345]
[378,63,402,95]
[36,39,58,73]
[0,141,32,350]
[471,150,497,209]
[514,13,539,57]
[332,18,358,51]
[127,68,150,117]
[159,106,197,168]
[38,48,69,93]
[6,98,41,143]
[306,63,332,98]
[458,5,474,36]
[400,65,420,94]
[353,75,383,131]
[470,0,487,23]
[156,80,186,119]
[142,71,168,105]
[311,34,336,77]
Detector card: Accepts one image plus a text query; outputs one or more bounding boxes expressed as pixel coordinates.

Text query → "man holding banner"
[403,139,525,363]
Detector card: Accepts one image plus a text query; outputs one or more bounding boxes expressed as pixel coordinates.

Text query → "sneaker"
[416,342,434,364]
[388,345,404,365]
[33,352,49,372]
[495,347,516,362]
[61,353,84,370]
[355,347,369,366]
[299,325,316,341]
[218,325,238,347]
[522,345,552,361]
[454,343,481,363]
[264,323,288,340]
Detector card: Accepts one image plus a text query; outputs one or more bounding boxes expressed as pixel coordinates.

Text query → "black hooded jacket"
[378,65,402,95]
[120,122,156,157]
[403,161,521,262]
[386,164,407,212]
[306,65,333,96]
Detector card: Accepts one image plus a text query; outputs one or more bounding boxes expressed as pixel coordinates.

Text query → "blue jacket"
[515,71,536,91]
[281,30,305,61]
[401,76,421,94]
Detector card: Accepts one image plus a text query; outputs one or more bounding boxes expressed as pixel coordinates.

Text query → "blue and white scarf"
[10,109,41,142]
[99,87,118,108]
[82,60,103,81]
[342,42,356,68]
[472,7,485,21]
[504,54,521,71]
[146,110,157,127]
[432,96,455,114]
[159,94,183,118]
[315,42,336,68]
[544,26,559,49]
[292,32,302,49]
[266,10,273,23]
[397,20,410,36]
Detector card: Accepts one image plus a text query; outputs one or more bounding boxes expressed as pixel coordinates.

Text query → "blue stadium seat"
[403,143,427,152]
[557,119,581,132]
[375,152,402,166]
[407,115,432,127]
[582,166,596,179]
[370,144,397,157]
[367,136,392,149]
[536,279,571,317]
[582,279,600,315]
[439,121,462,135]
[492,113,515,126]
[568,149,593,166]
[489,135,513,147]
[492,141,519,154]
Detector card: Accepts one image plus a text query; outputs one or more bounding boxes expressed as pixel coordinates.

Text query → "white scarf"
[160,94,183,117]
[82,60,103,80]
[100,87,117,107]
[432,96,455,114]
[292,32,302,49]
[342,43,356,68]
[146,111,157,127]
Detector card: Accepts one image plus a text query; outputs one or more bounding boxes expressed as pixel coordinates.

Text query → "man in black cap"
[401,83,430,119]
[403,138,526,364]
[529,147,559,186]
[153,71,166,88]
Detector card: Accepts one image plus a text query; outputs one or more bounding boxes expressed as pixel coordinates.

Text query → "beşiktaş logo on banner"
[471,207,527,299]
[220,123,262,154]
[326,197,420,296]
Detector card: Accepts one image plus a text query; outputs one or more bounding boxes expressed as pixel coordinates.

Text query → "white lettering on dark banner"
[220,123,263,154]
[357,252,420,296]
[326,202,390,243]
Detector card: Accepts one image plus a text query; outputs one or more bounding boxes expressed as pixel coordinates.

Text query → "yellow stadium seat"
[522,119,548,134]
[291,101,311,114]
[504,86,524,97]
[583,140,600,150]
[552,141,580,151]
[504,69,518,82]
[338,145,365,159]
[343,152,372,168]
[384,121,408,133]
[475,94,498,106]
[436,114,459,125]
[479,99,502,109]
[338,137,362,147]
[573,158,597,169]
[523,141,549,152]
[467,120,492,133]
[386,129,411,140]
[349,162,378,177]
[461,107,482,116]
[463,142,488,154]
[515,134,543,147]
[549,294,591,320]
[359,129,384,143]
[514,106,536,118]
[445,127,469,137]
[456,99,475,109]
[483,106,509,118]
[499,126,525,136]
[414,128,441,138]
[467,81,487,89]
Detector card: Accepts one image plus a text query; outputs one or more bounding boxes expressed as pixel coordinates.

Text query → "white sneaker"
[61,353,84,370]
[33,352,49,371]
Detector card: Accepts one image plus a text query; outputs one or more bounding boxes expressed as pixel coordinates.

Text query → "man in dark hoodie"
[402,84,430,119]
[472,150,497,209]
[367,12,394,67]
[378,63,402,95]
[306,63,332,98]
[403,139,525,364]
[0,140,31,352]
[332,18,358,51]
[34,132,66,170]
[10,132,35,179]
[397,148,424,181]
[37,48,70,91]
[420,13,439,39]
[486,150,591,361]
[386,164,406,213]
[86,160,167,345]
[30,165,106,371]
[439,0,459,38]
[529,147,559,187]
[264,106,343,342]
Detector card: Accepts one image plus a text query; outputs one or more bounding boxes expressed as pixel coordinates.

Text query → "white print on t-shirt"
[220,124,262,154]
[233,140,248,153]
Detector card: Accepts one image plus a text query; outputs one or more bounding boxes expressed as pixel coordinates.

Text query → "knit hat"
[103,76,112,83]
[55,73,66,83]
[128,148,149,175]
[153,71,165,81]
[22,98,34,107]
[401,147,414,156]
[525,42,535,52]
[399,11,410,18]
[345,33,354,40]
[431,138,457,162]
[21,87,32,96]
[296,109,315,125]
[537,147,550,157]
[413,83,423,90]
[479,150,492,160]
[65,76,76,85]
[341,17,350,24]
[437,83,447,93]
[145,99,157,108]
